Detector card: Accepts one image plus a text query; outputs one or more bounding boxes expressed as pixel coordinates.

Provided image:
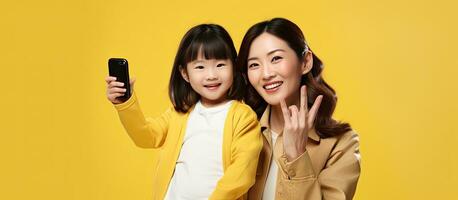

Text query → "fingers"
[280,99,291,128]
[299,85,307,128]
[109,87,127,93]
[107,86,126,102]
[107,81,125,89]
[308,95,323,127]
[107,93,124,103]
[105,76,134,104]
[106,76,135,89]
[300,85,308,113]
[105,76,116,84]
[106,76,126,103]
[108,92,124,99]
[289,105,299,131]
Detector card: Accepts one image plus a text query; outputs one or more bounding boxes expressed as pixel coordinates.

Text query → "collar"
[195,100,233,115]
[259,105,321,142]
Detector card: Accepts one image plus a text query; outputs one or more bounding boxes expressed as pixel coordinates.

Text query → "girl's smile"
[181,52,234,107]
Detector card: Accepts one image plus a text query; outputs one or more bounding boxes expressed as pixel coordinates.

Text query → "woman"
[237,18,361,199]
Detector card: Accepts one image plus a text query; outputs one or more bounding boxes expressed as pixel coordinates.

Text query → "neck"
[270,105,285,134]
[200,98,229,108]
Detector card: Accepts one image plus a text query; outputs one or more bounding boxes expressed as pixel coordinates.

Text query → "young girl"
[105,24,263,200]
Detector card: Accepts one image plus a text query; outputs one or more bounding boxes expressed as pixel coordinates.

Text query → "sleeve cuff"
[114,91,138,111]
[274,139,316,180]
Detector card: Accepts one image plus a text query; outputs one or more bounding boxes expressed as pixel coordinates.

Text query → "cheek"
[188,73,202,85]
[220,68,233,82]
[247,70,260,86]
[225,73,233,85]
[280,61,302,81]
[227,67,234,80]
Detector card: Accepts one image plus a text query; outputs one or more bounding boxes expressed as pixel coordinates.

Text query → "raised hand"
[280,85,323,161]
[105,76,136,104]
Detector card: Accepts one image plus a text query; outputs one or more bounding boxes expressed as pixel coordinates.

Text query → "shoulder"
[161,106,187,120]
[336,130,360,148]
[229,101,258,121]
[324,130,360,162]
[322,130,360,150]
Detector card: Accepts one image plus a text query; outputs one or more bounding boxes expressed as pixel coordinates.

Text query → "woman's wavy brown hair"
[237,18,351,138]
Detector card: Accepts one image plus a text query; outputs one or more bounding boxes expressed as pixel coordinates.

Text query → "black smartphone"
[108,58,131,102]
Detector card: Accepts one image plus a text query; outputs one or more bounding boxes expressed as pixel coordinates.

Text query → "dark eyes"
[248,56,282,69]
[195,63,225,69]
[272,56,282,62]
[248,63,259,69]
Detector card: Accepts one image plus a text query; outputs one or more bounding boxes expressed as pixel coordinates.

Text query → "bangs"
[183,32,235,64]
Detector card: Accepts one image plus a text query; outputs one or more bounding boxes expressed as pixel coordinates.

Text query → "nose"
[206,67,218,81]
[262,63,275,80]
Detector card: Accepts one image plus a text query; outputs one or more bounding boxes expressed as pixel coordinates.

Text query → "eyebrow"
[247,49,285,62]
[191,60,205,64]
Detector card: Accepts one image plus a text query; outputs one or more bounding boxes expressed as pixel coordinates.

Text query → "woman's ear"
[180,66,189,82]
[301,51,313,75]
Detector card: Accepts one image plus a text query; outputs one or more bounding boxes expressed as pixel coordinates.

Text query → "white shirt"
[164,100,233,200]
[262,130,279,200]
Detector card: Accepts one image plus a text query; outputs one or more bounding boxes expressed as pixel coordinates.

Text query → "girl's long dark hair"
[169,24,244,113]
[237,18,351,138]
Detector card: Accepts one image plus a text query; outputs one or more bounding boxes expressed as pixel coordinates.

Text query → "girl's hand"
[280,85,323,161]
[105,76,136,104]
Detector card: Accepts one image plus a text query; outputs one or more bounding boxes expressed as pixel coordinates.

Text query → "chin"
[205,93,226,101]
[260,94,282,106]
[265,100,280,106]
[260,90,293,106]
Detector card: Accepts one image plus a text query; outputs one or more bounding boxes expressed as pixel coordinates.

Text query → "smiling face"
[247,32,312,106]
[181,51,234,107]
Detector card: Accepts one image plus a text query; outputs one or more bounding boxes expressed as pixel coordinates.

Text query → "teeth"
[265,82,282,90]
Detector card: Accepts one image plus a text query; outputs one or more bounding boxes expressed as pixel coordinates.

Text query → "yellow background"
[1,0,457,199]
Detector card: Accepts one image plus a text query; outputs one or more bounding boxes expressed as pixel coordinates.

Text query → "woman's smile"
[263,81,283,94]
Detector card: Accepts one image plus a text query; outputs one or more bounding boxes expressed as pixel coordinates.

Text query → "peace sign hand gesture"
[280,85,323,161]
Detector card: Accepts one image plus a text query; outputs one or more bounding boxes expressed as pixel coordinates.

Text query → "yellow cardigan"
[114,92,263,200]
